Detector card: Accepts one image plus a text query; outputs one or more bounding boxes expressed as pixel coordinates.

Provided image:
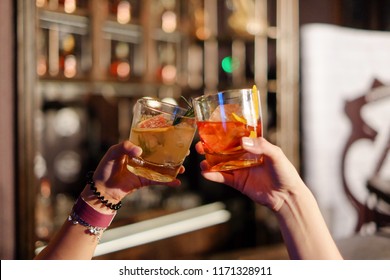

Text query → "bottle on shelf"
[156,0,178,33]
[60,33,78,78]
[37,0,89,13]
[110,41,131,80]
[109,0,141,24]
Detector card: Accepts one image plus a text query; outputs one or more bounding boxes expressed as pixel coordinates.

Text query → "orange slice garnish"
[249,131,257,138]
[250,85,259,138]
[253,85,259,120]
[231,112,246,124]
[231,86,259,139]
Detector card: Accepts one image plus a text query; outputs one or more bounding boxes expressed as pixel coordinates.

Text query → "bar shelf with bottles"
[36,9,90,81]
[32,0,291,259]
[34,0,222,260]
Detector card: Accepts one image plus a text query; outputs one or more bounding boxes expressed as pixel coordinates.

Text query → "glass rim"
[193,88,259,102]
[137,97,195,119]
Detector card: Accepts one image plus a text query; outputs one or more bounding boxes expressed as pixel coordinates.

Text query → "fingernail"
[242,137,254,147]
[131,146,142,156]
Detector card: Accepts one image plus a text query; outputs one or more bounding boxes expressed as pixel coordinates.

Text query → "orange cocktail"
[193,87,263,171]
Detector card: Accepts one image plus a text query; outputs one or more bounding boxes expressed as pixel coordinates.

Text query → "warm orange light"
[37,55,47,76]
[64,0,76,13]
[195,27,210,40]
[162,64,176,84]
[117,61,131,78]
[62,34,75,53]
[64,55,77,78]
[162,11,177,33]
[117,1,131,24]
[36,0,46,8]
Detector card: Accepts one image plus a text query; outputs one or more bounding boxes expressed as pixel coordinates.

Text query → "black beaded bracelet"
[86,171,122,210]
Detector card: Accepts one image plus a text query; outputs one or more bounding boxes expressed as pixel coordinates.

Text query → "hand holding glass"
[127,98,196,182]
[192,87,263,171]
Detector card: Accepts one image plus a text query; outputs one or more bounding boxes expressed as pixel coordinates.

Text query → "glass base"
[126,157,180,182]
[126,165,176,182]
[207,155,264,172]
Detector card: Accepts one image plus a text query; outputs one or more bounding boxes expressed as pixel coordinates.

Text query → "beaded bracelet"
[68,211,106,241]
[86,171,122,210]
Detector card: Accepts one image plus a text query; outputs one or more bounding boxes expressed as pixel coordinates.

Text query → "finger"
[201,171,234,187]
[123,140,143,157]
[165,178,182,187]
[178,165,185,174]
[104,141,142,162]
[241,137,282,160]
[199,160,210,171]
[195,141,205,154]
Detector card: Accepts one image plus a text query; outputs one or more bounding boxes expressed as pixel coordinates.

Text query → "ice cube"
[209,104,241,122]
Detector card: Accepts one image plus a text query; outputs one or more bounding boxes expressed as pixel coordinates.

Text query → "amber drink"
[193,87,263,171]
[128,98,196,182]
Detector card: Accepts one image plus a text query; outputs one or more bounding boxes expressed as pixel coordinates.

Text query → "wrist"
[93,180,125,204]
[81,171,123,213]
[68,196,117,241]
[80,186,118,215]
[275,183,318,228]
[72,196,116,227]
[274,183,343,259]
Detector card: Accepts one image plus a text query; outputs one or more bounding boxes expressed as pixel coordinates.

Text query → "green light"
[221,56,240,73]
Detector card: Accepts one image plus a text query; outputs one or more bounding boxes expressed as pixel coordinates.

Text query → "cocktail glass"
[127,97,196,182]
[192,86,263,171]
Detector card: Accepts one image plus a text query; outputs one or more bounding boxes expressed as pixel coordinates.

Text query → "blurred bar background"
[1,0,390,260]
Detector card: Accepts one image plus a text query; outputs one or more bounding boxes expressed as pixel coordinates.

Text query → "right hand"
[196,137,306,211]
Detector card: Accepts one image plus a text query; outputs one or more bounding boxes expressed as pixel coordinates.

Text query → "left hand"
[92,140,184,203]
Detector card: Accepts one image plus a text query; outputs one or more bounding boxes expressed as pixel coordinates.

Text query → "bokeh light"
[64,55,77,78]
[162,11,177,33]
[117,61,131,78]
[64,0,76,13]
[221,56,240,73]
[117,1,131,24]
[54,108,80,137]
[161,64,177,84]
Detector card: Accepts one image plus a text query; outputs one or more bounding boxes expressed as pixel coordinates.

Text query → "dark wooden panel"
[0,0,16,260]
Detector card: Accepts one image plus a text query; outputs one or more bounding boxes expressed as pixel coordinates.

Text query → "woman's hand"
[196,137,305,211]
[92,140,184,203]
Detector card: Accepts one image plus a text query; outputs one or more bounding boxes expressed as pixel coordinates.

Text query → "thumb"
[241,137,282,160]
[123,140,143,157]
[241,137,264,154]
[243,137,305,193]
